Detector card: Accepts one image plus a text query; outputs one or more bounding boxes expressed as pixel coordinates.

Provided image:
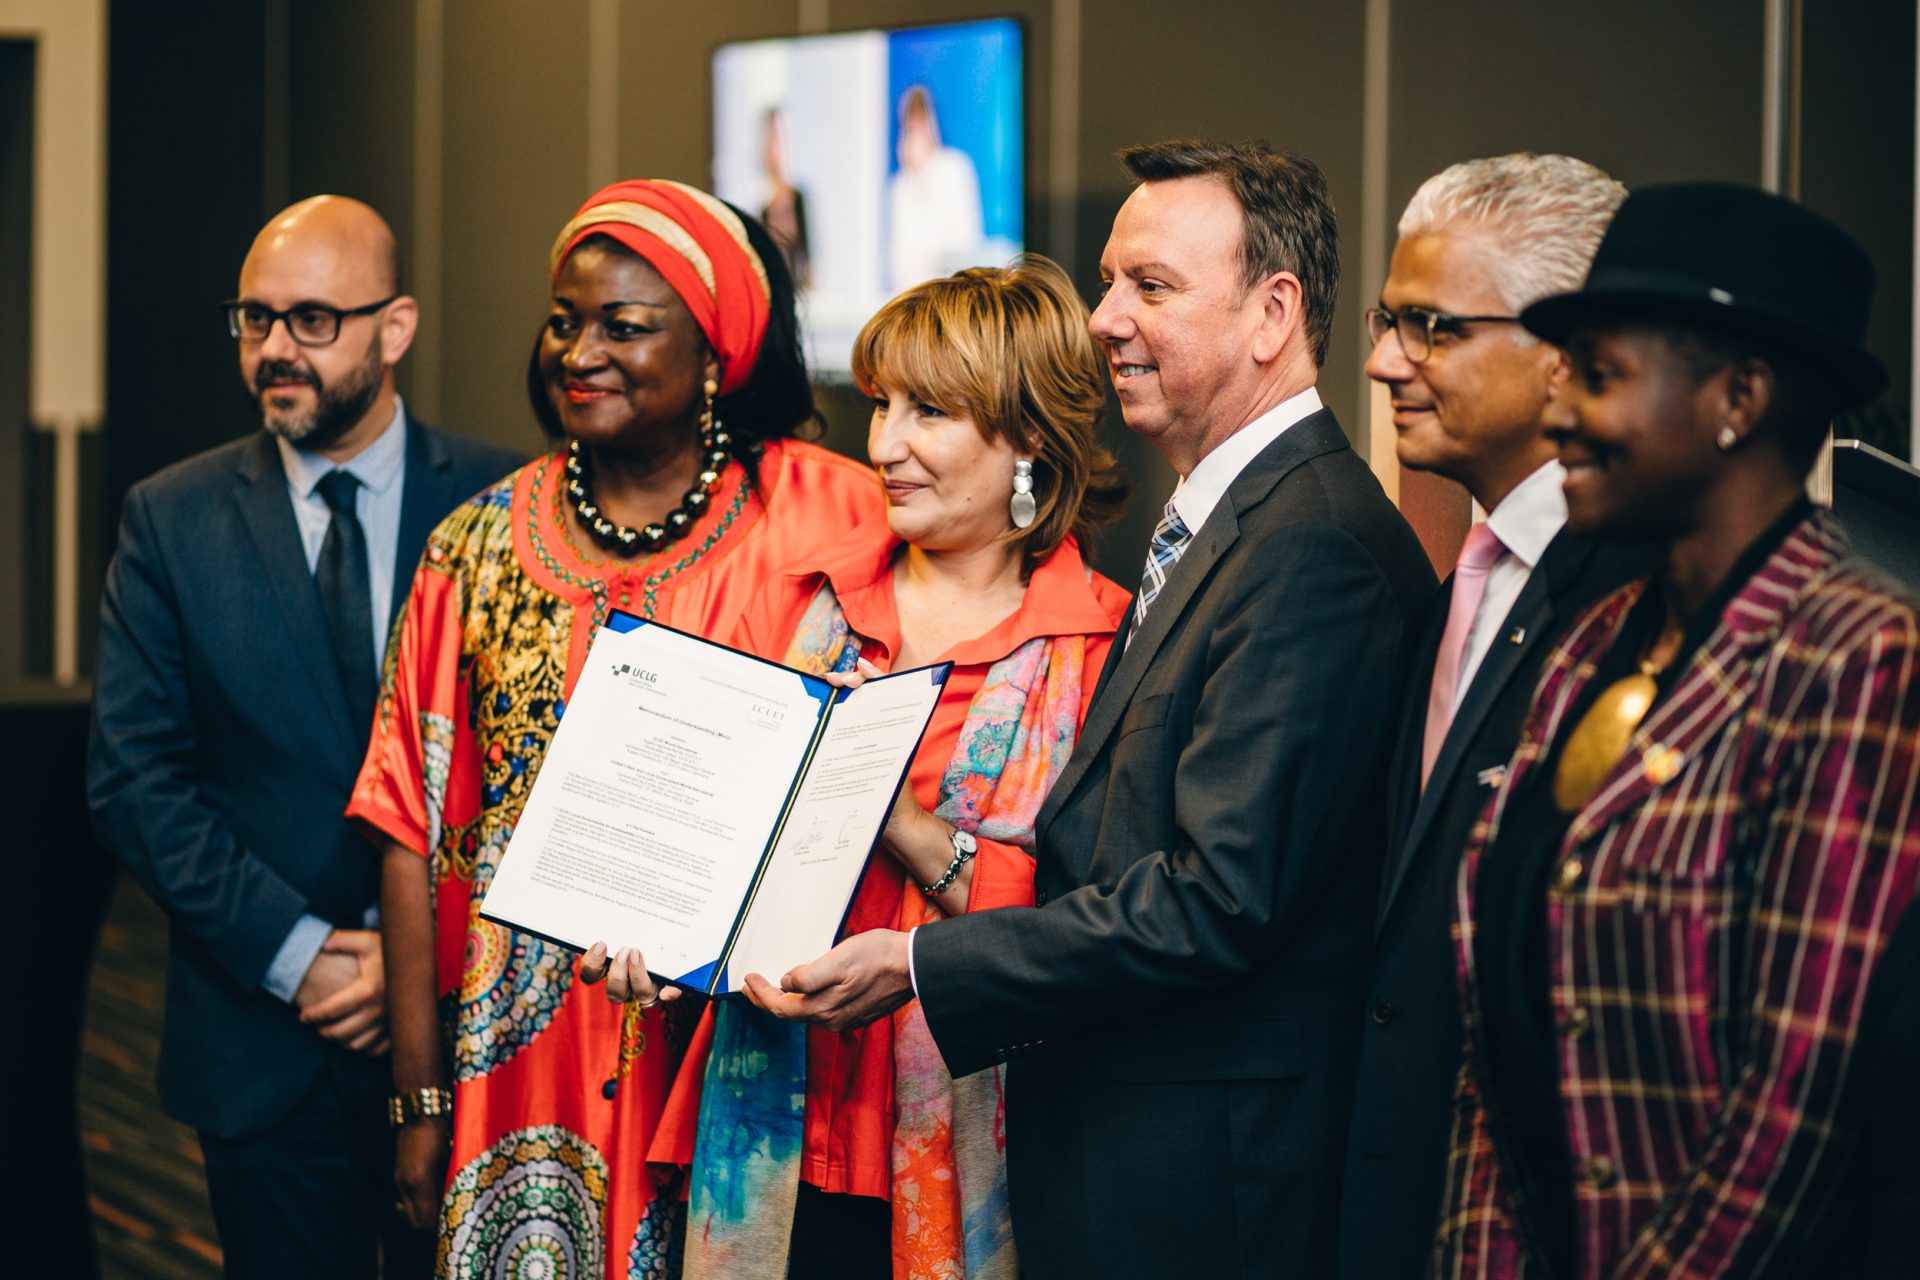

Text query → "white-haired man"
[1335,154,1650,1278]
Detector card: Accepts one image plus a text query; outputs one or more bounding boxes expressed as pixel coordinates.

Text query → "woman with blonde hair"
[585,255,1130,1278]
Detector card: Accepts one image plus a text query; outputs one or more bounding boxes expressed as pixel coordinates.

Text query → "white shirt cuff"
[262,913,332,1002]
[906,924,921,998]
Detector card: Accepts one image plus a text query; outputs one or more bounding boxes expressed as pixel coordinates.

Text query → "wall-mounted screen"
[712,17,1024,378]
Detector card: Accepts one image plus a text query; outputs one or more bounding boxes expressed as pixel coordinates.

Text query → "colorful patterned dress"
[348,441,880,1279]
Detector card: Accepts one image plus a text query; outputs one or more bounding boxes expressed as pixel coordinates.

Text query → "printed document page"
[480,622,825,979]
[725,666,946,987]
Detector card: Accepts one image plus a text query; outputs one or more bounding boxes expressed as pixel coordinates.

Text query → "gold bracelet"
[386,1086,454,1127]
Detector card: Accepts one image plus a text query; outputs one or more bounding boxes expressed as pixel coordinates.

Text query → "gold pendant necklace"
[1552,657,1666,815]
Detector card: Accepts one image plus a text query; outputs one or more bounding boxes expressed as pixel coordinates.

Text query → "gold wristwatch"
[386,1086,454,1127]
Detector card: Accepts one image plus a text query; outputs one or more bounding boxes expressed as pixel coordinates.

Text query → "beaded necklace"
[564,427,732,554]
[526,453,753,627]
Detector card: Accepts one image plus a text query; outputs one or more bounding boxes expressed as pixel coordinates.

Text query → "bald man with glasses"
[89,196,521,1276]
[1334,155,1652,1279]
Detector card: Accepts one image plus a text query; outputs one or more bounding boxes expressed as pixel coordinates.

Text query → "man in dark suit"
[1334,154,1649,1278]
[743,141,1435,1276]
[88,196,522,1277]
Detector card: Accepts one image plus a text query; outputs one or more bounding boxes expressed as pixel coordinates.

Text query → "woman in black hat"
[1433,183,1920,1279]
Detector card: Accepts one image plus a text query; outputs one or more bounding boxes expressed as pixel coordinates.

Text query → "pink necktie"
[1421,522,1506,788]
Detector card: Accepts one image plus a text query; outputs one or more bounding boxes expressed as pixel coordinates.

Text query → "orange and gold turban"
[548,180,773,397]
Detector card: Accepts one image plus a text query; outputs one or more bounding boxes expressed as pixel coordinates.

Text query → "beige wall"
[5,0,106,681]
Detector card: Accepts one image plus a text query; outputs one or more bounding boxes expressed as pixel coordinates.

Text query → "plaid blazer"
[1436,510,1920,1279]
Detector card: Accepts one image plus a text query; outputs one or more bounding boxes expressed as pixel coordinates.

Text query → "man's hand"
[295,928,389,1054]
[742,928,915,1033]
[394,1115,451,1231]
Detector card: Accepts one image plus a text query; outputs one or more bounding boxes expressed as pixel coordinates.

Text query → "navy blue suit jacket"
[87,417,523,1139]
[1334,528,1649,1279]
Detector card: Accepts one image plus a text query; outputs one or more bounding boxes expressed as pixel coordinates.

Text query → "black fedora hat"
[1522,182,1887,406]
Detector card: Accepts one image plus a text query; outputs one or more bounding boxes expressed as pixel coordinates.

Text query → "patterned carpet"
[80,877,223,1278]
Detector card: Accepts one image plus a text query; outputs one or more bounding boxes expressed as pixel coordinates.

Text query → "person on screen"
[347,179,880,1275]
[1434,184,1920,1278]
[760,106,812,290]
[887,85,985,291]
[582,256,1131,1280]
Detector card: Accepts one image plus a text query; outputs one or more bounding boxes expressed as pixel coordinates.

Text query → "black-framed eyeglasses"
[1364,303,1525,364]
[222,295,398,347]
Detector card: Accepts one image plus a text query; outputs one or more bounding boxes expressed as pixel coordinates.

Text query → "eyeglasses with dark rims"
[222,295,399,346]
[1363,303,1526,365]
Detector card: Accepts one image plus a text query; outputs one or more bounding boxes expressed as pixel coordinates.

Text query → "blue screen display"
[713,18,1025,376]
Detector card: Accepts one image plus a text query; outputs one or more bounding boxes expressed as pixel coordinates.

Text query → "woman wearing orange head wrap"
[349,181,880,1276]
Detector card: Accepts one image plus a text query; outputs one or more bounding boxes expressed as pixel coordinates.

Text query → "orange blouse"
[653,516,1131,1199]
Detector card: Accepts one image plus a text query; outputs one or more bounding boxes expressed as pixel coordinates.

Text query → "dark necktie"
[315,469,377,726]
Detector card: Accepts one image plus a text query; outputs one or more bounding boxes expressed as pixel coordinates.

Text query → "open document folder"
[479,612,950,996]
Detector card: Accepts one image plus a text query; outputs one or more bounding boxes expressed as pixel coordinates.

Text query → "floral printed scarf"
[681,581,1088,1279]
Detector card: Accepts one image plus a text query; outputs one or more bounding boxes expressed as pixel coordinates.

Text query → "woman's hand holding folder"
[580,941,683,1008]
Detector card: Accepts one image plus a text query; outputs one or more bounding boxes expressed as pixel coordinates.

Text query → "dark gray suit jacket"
[1821,890,1920,1277]
[1334,529,1649,1280]
[914,410,1436,1278]
[87,416,523,1139]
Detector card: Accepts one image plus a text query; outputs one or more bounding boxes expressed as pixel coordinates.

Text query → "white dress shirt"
[274,396,409,670]
[1169,386,1324,534]
[1448,458,1568,714]
[262,398,407,1001]
[906,386,1327,995]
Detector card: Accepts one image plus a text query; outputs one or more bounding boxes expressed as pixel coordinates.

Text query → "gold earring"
[698,380,719,439]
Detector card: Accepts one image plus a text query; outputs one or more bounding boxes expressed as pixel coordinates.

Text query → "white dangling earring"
[1716,425,1740,452]
[1010,459,1037,529]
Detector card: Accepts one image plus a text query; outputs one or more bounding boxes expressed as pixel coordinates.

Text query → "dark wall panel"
[1801,0,1915,455]
[1383,0,1765,223]
[104,0,273,503]
[1372,0,1768,566]
[288,1,422,410]
[1077,0,1370,581]
[287,1,417,231]
[436,1,592,453]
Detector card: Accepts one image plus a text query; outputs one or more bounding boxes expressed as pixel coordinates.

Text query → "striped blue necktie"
[1125,497,1194,649]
